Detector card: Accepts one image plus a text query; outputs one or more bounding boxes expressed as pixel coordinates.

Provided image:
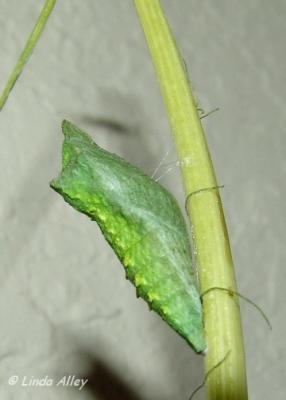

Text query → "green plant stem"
[133,1,248,399]
[0,0,57,111]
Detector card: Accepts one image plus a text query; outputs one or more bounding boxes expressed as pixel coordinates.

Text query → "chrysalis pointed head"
[50,120,100,215]
[61,119,94,167]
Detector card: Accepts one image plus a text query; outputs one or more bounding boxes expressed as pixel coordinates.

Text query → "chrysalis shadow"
[77,89,161,173]
[79,116,132,136]
[83,357,145,400]
[52,338,146,400]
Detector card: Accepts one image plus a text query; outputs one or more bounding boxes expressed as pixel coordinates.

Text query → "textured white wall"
[0,1,285,399]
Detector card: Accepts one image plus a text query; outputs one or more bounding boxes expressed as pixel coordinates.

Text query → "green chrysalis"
[51,120,205,353]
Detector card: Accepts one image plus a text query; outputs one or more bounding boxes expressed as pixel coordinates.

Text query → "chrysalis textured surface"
[51,120,205,353]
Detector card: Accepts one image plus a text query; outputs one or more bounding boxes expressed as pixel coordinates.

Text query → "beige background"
[0,1,285,399]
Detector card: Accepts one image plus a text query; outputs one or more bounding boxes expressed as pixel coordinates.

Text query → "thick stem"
[0,0,57,111]
[133,1,248,399]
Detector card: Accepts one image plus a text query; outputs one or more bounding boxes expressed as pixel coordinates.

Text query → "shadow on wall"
[77,88,161,174]
[84,358,144,400]
[52,336,147,400]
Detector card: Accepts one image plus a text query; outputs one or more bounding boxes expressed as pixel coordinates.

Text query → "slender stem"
[0,0,57,111]
[133,1,248,399]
